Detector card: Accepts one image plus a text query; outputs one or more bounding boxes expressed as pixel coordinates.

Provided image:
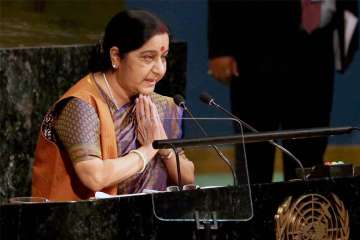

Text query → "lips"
[144,78,156,85]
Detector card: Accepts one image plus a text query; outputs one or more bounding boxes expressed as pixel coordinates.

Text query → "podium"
[1,176,360,239]
[2,126,359,239]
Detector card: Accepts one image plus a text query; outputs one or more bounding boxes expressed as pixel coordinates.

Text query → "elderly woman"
[32,10,195,201]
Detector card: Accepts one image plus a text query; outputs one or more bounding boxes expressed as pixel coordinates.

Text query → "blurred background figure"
[208,0,358,183]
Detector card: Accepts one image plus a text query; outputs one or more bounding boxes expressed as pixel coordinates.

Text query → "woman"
[32,10,195,201]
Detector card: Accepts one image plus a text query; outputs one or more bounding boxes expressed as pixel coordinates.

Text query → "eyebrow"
[140,49,169,55]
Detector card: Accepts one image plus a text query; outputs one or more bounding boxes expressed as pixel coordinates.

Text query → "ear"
[109,47,121,69]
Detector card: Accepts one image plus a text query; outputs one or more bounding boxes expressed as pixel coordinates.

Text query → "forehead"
[136,33,169,52]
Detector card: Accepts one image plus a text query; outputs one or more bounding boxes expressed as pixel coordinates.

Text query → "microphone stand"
[199,93,356,181]
[170,144,182,189]
[179,103,238,186]
[208,99,306,179]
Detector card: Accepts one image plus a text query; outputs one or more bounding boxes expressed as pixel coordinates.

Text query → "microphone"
[199,92,306,180]
[173,94,187,111]
[173,94,238,186]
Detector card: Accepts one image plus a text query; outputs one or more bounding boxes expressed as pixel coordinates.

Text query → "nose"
[151,58,166,77]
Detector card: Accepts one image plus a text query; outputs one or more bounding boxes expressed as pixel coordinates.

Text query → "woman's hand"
[136,95,167,147]
[135,95,194,185]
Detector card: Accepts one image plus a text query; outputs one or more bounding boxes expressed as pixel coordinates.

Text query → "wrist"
[158,149,174,160]
[140,145,158,160]
[129,149,148,173]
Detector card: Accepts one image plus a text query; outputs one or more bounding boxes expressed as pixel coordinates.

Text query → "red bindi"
[159,24,168,34]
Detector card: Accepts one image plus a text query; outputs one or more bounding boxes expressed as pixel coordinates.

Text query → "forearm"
[74,145,157,192]
[162,151,195,185]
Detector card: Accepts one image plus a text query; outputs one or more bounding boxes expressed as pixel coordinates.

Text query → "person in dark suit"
[208,0,358,183]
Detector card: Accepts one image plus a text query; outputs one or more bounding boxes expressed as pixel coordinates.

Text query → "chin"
[140,87,156,95]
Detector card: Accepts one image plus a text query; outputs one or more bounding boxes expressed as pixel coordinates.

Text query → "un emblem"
[275,193,349,240]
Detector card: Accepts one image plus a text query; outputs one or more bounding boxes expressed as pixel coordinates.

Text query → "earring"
[112,64,117,69]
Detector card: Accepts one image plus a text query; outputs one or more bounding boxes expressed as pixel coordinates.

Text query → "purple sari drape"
[99,88,183,194]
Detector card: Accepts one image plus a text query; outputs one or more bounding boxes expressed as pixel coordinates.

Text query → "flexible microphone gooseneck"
[199,92,306,180]
[173,95,238,186]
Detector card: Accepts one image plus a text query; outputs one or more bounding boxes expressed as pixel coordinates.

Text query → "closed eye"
[142,55,155,63]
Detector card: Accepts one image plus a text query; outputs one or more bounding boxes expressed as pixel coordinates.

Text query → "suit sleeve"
[336,0,359,72]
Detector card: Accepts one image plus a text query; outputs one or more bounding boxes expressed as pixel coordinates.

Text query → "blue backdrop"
[127,0,360,145]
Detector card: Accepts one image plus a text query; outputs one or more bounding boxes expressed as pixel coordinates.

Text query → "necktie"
[301,0,322,33]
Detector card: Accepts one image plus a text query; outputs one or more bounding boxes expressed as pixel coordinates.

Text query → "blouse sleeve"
[54,97,102,163]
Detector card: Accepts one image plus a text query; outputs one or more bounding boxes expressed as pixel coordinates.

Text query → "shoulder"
[61,74,98,99]
[57,73,107,110]
[58,97,96,115]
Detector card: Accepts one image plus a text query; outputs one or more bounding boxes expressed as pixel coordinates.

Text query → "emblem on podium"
[275,193,349,240]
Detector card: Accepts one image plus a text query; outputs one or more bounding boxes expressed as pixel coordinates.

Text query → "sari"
[102,88,184,194]
[37,73,184,197]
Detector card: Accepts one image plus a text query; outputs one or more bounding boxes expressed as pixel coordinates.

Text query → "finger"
[139,95,146,120]
[151,101,163,127]
[147,98,159,140]
[150,101,168,140]
[135,98,141,122]
[154,106,162,124]
[143,95,151,120]
[137,128,145,141]
[136,109,145,140]
[149,100,158,122]
[148,101,158,128]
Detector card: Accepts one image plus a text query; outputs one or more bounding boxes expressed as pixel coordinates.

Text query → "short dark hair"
[89,10,169,72]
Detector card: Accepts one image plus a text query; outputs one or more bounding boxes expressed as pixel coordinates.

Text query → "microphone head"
[173,94,185,107]
[199,92,214,105]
